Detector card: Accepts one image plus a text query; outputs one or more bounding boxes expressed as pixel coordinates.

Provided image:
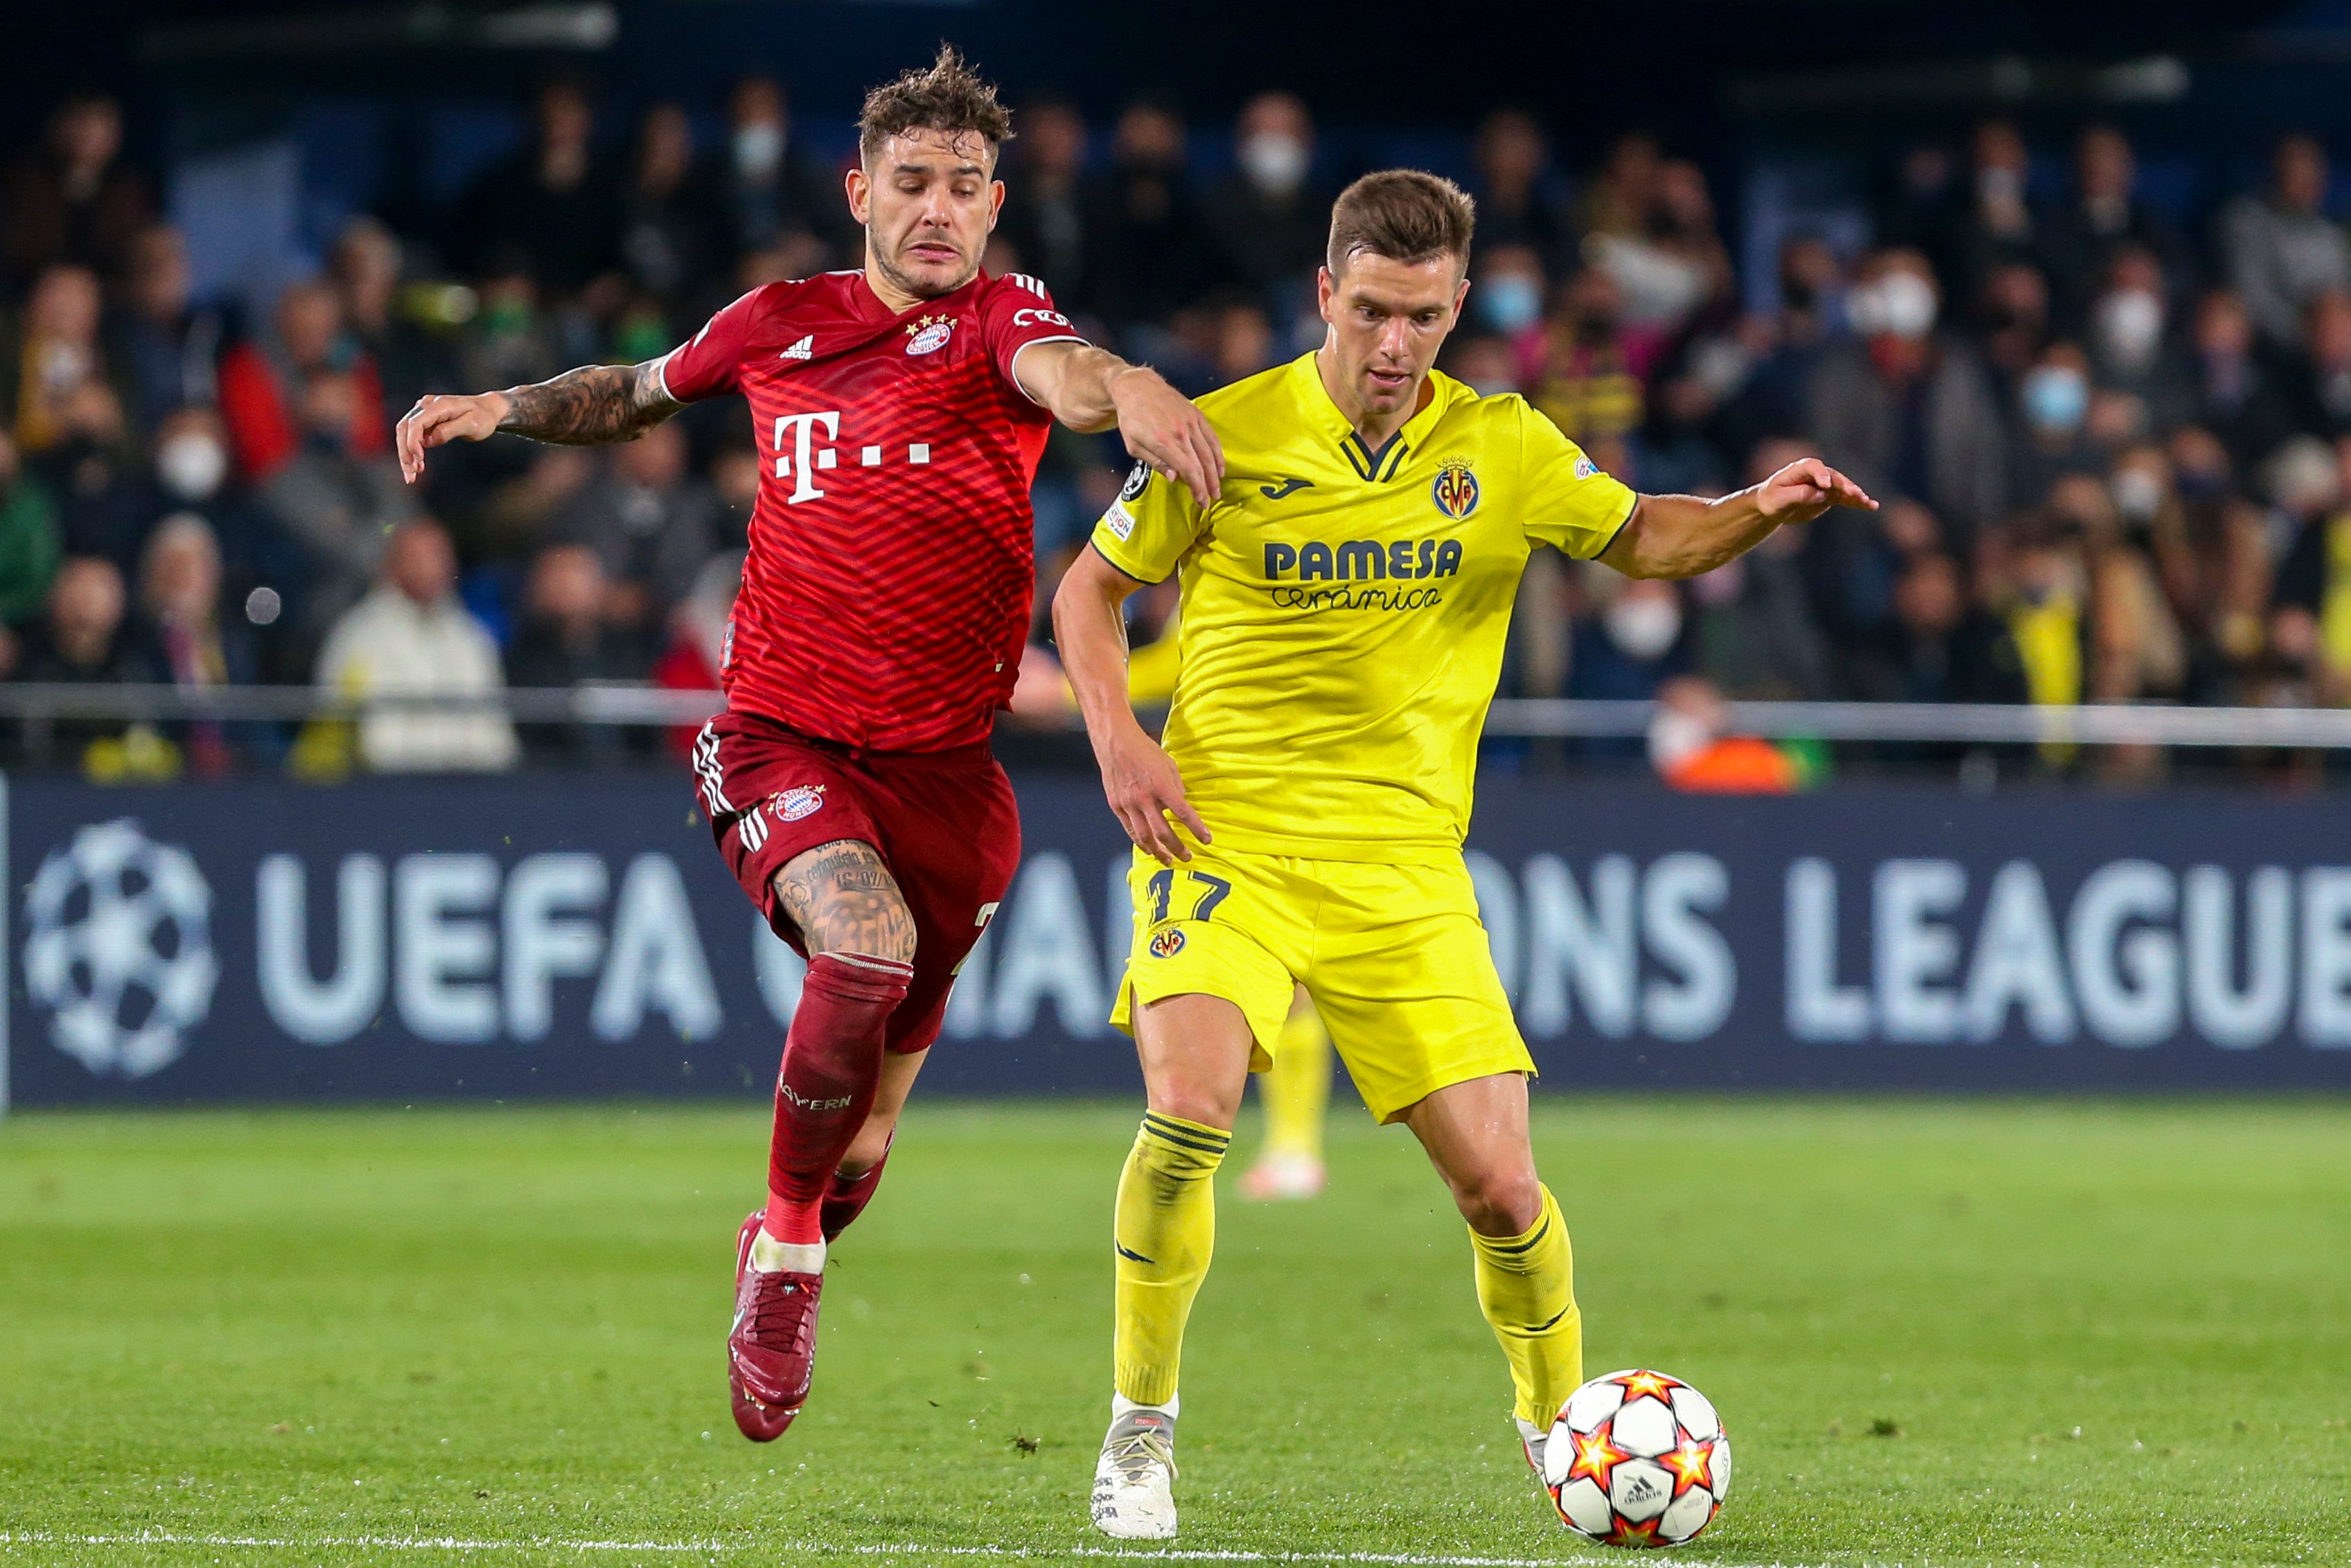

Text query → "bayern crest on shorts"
[1432,460,1480,519]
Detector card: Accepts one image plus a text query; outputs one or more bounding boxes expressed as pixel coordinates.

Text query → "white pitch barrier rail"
[4,683,2351,750]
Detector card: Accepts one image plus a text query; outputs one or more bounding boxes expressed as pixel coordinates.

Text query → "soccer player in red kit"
[394,49,1222,1442]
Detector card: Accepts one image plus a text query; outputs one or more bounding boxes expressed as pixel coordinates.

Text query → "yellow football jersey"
[1089,350,1637,860]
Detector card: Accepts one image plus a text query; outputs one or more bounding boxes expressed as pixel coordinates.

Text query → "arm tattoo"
[495,359,680,446]
[773,840,919,964]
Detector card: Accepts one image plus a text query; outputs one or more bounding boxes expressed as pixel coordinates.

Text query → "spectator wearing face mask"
[1205,93,1329,319]
[108,224,224,432]
[1586,158,1735,363]
[1645,676,1802,794]
[145,405,275,627]
[2187,288,2300,469]
[315,516,518,773]
[256,369,419,637]
[7,263,121,455]
[2084,246,2192,432]
[1469,245,1547,378]
[1569,574,1692,706]
[216,279,387,485]
[0,94,155,294]
[2011,341,2100,506]
[998,98,1095,316]
[2222,134,2351,350]
[1808,249,2009,546]
[2044,125,2185,324]
[706,76,854,278]
[1949,119,2048,303]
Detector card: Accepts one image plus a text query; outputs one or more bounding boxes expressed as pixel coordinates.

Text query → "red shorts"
[690,710,1021,1055]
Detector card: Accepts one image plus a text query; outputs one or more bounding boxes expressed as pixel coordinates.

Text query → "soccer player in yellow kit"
[1053,170,1874,1539]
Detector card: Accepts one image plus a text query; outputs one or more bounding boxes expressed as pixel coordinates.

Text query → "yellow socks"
[1260,1002,1332,1161]
[1470,1184,1583,1426]
[1112,1112,1229,1407]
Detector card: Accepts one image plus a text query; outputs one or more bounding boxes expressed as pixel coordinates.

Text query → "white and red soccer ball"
[1542,1368,1731,1547]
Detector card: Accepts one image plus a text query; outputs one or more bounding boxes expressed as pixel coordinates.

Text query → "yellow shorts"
[1108,843,1532,1123]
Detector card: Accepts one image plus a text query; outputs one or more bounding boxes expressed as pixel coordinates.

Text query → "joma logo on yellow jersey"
[1262,538,1463,582]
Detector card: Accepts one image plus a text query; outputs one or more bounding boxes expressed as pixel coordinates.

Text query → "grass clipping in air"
[1,1099,2347,1567]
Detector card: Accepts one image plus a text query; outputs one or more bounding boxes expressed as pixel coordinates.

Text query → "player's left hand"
[1111,368,1225,510]
[1754,457,1876,525]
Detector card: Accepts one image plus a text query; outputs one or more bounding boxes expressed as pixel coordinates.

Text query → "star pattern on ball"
[1662,1436,1717,1497]
[1609,1515,1664,1548]
[1563,1425,1630,1490]
[1614,1368,1681,1404]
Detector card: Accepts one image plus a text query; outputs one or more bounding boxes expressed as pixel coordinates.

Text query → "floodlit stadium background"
[8,1,2351,1101]
[3,8,2350,1568]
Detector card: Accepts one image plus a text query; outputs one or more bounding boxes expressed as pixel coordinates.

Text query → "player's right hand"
[1098,726,1210,865]
[396,391,513,484]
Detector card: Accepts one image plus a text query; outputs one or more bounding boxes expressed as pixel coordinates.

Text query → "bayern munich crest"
[773,785,827,823]
[1432,460,1481,520]
[905,317,956,355]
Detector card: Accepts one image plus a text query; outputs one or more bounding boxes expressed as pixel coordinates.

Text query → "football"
[1542,1369,1731,1548]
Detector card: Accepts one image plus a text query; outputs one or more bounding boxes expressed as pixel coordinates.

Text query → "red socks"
[822,1134,894,1242]
[761,952,913,1246]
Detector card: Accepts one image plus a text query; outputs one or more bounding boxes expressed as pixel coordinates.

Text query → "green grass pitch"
[1,1097,2347,1567]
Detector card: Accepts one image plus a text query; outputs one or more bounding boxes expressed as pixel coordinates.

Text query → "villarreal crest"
[1432,461,1480,520]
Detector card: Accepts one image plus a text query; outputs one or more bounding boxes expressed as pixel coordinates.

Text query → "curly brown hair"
[858,44,1013,166]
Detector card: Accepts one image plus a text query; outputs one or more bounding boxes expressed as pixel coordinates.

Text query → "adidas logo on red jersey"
[780,336,814,360]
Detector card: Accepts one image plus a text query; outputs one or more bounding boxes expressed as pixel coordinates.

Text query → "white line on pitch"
[0,1532,1635,1567]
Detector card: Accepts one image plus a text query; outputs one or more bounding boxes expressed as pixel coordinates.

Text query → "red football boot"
[728,1210,824,1441]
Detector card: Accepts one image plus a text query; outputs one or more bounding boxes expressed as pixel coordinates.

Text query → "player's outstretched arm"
[396,359,681,484]
[1014,341,1224,510]
[1600,457,1876,580]
[1050,545,1211,865]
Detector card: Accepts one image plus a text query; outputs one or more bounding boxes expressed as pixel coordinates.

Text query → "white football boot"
[1517,1416,1551,1488]
[1091,1400,1179,1540]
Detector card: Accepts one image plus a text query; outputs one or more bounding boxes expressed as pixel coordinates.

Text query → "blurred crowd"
[11,81,2351,780]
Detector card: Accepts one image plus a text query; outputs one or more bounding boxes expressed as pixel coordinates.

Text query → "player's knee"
[840,1111,897,1174]
[1145,1077,1242,1136]
[1454,1165,1542,1237]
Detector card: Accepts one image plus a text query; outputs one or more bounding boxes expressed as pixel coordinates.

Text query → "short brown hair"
[858,44,1013,165]
[1327,169,1476,274]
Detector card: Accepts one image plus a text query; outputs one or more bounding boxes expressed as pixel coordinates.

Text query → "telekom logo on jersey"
[770,411,933,506]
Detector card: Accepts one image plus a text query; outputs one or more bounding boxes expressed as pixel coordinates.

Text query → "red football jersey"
[658,268,1084,750]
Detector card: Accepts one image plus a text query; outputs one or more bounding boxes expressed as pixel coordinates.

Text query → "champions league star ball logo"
[1432,460,1480,520]
[22,819,219,1080]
